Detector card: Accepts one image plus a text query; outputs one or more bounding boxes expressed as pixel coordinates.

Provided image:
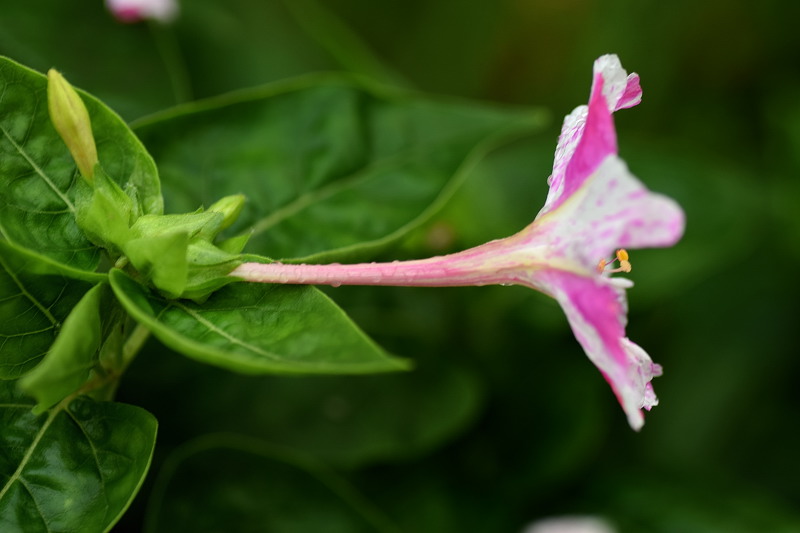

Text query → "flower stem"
[90,322,151,403]
[232,234,545,288]
[121,322,151,372]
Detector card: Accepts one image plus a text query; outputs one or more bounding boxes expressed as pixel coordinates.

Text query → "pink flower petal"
[545,54,642,212]
[617,74,642,110]
[538,270,662,430]
[106,0,178,23]
[533,155,685,268]
[557,73,617,208]
[593,55,643,111]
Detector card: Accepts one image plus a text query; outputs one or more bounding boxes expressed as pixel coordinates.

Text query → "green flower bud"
[47,69,98,182]
[207,194,246,231]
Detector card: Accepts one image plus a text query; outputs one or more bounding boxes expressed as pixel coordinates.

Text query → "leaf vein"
[0,254,60,327]
[66,408,110,516]
[0,124,75,212]
[170,301,281,361]
[0,407,58,504]
[17,478,51,533]
[248,153,405,237]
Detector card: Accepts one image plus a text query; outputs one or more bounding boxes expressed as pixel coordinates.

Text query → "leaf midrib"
[0,406,58,502]
[169,301,283,361]
[248,151,407,238]
[0,254,60,327]
[248,130,491,238]
[0,124,75,212]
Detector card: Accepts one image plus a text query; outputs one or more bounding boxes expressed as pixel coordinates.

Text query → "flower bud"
[207,194,246,231]
[47,69,98,182]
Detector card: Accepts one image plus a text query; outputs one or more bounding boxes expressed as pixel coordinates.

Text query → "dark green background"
[3,1,799,531]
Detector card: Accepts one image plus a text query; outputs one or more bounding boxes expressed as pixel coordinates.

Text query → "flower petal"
[535,155,685,268]
[106,0,178,23]
[545,54,641,211]
[593,54,643,111]
[537,270,662,430]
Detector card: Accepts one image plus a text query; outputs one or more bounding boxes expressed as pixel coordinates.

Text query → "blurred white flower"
[106,0,178,23]
[522,515,617,533]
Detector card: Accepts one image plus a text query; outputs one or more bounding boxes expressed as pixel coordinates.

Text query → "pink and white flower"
[106,0,178,23]
[232,54,685,430]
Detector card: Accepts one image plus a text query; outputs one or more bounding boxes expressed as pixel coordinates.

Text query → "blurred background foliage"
[3,0,800,531]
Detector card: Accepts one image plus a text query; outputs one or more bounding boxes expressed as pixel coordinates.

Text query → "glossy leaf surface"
[0,383,157,533]
[109,268,409,374]
[0,240,95,379]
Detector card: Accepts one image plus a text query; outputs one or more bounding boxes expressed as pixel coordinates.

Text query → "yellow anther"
[598,249,632,274]
[616,249,632,273]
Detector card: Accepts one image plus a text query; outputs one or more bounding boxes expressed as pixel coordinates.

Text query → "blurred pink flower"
[233,54,685,430]
[106,0,178,23]
[522,515,617,533]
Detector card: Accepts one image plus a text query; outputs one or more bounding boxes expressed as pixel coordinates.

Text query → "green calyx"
[47,71,248,301]
[122,205,248,300]
[76,186,248,300]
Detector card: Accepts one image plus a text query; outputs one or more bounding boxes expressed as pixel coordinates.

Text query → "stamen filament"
[597,249,632,274]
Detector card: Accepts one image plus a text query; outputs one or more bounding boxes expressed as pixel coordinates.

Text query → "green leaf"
[18,283,107,414]
[133,74,547,262]
[0,240,96,379]
[144,435,398,533]
[108,268,409,374]
[133,356,483,468]
[0,55,162,273]
[0,238,106,283]
[0,383,158,533]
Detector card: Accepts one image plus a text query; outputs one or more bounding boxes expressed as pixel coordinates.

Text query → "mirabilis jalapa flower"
[106,0,178,23]
[233,55,685,430]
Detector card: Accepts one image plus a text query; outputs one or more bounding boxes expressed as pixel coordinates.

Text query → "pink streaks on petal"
[617,74,643,110]
[112,7,144,22]
[544,55,642,214]
[539,270,660,430]
[560,74,618,203]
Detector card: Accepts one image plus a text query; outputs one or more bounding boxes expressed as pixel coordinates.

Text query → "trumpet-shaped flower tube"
[232,55,685,430]
[106,0,178,23]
